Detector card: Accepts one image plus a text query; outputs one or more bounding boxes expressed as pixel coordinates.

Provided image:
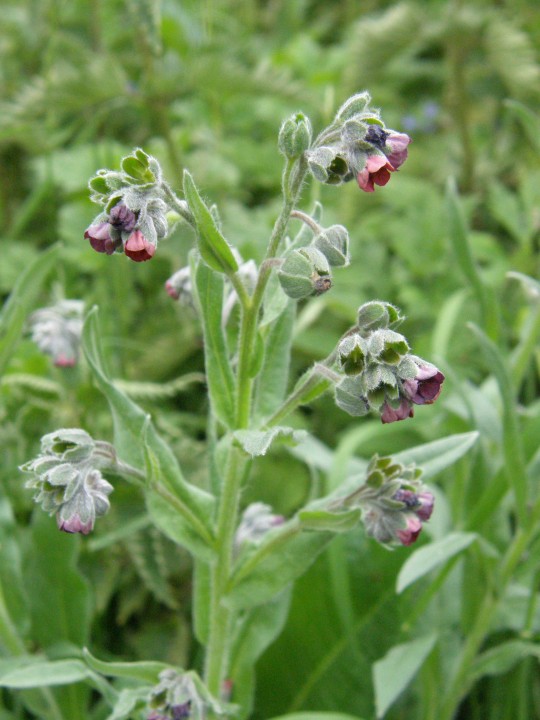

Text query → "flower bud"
[29,300,84,368]
[84,221,122,255]
[278,247,332,299]
[165,266,193,303]
[335,91,372,121]
[338,333,368,375]
[108,202,137,232]
[403,359,445,405]
[234,502,284,552]
[367,329,409,365]
[278,112,312,158]
[306,147,351,185]
[357,301,403,333]
[312,224,350,267]
[147,670,224,720]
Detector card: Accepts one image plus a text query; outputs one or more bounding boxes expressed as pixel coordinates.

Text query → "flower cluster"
[28,300,84,367]
[147,670,226,720]
[21,429,115,534]
[85,149,183,262]
[233,502,284,553]
[335,301,444,423]
[306,91,411,192]
[356,455,434,546]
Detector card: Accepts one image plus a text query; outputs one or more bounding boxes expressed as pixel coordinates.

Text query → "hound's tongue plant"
[21,92,454,720]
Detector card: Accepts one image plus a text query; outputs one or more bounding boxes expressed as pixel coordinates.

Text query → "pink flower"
[357,155,395,193]
[84,223,119,255]
[53,354,77,368]
[404,364,445,405]
[124,230,156,262]
[396,515,422,546]
[384,132,411,170]
[380,398,414,424]
[416,491,435,521]
[57,513,93,535]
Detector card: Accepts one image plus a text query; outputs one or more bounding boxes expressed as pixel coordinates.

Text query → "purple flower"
[404,364,445,405]
[380,398,414,424]
[109,203,137,232]
[384,132,411,170]
[124,230,156,262]
[57,513,93,535]
[84,222,120,255]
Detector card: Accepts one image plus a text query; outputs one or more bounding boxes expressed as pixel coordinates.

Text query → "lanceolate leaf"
[234,426,307,457]
[82,307,215,553]
[373,634,437,718]
[0,244,59,376]
[396,532,478,593]
[183,170,238,273]
[192,258,236,427]
[255,300,295,419]
[83,648,168,684]
[393,431,479,480]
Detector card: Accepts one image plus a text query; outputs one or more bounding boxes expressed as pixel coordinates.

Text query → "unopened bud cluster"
[28,300,84,368]
[234,502,284,553]
[335,301,444,423]
[357,455,434,546]
[147,670,225,720]
[21,429,116,535]
[306,91,411,193]
[85,149,183,262]
[278,219,350,300]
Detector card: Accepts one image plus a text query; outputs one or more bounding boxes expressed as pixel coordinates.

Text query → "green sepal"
[121,155,156,185]
[88,175,109,195]
[183,170,239,274]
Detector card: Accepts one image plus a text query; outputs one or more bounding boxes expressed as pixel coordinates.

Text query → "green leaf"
[227,525,333,610]
[183,170,238,273]
[471,640,540,682]
[82,307,215,553]
[298,508,361,533]
[255,301,295,419]
[230,589,292,718]
[192,258,236,427]
[25,512,91,650]
[504,100,540,155]
[0,496,29,643]
[234,426,307,457]
[0,659,90,688]
[446,178,499,338]
[268,715,366,720]
[82,648,168,683]
[373,634,437,718]
[105,687,151,720]
[396,532,478,593]
[393,431,479,480]
[0,244,59,376]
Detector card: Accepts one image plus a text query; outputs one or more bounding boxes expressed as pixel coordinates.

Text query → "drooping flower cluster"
[355,455,434,546]
[306,91,411,192]
[21,429,115,534]
[85,149,185,262]
[28,300,84,368]
[147,670,227,720]
[335,301,444,423]
[233,502,284,553]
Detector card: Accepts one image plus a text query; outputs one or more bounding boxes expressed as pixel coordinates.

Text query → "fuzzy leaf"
[393,431,479,480]
[0,244,59,375]
[0,660,91,688]
[255,301,295,419]
[82,308,215,552]
[192,257,236,427]
[268,714,366,720]
[234,427,307,457]
[373,634,437,718]
[298,508,361,533]
[83,648,168,684]
[471,640,540,682]
[396,532,478,593]
[183,170,238,273]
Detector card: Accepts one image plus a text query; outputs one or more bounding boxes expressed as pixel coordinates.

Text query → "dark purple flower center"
[365,125,389,150]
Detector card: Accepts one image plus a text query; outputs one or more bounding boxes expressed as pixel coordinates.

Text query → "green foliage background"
[0,1,539,719]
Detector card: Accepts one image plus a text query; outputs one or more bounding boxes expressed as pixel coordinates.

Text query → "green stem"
[204,447,244,697]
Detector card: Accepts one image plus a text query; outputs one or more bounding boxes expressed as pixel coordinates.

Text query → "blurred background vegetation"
[1,1,539,719]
